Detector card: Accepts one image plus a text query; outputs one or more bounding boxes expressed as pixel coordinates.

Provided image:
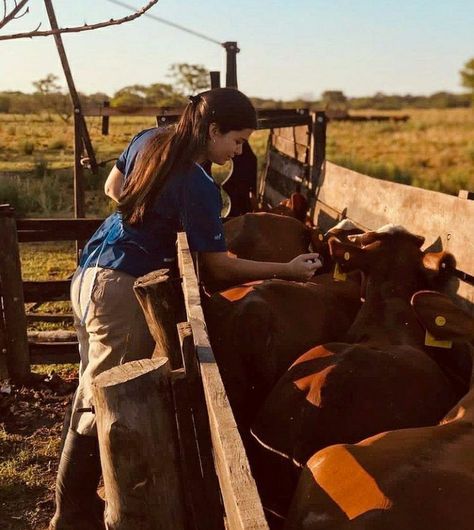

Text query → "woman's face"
[206,125,254,165]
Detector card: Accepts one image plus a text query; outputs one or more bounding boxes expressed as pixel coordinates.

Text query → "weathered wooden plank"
[28,330,77,342]
[258,114,311,130]
[268,149,307,181]
[23,280,71,303]
[172,322,225,530]
[16,218,103,242]
[177,232,268,530]
[272,134,308,162]
[82,104,310,130]
[258,109,310,118]
[458,190,474,200]
[82,104,183,117]
[315,162,474,278]
[273,125,311,148]
[272,124,310,163]
[0,206,30,382]
[29,341,79,363]
[26,313,74,323]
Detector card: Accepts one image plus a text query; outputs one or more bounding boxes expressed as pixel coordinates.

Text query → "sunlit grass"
[1,109,472,218]
[326,108,474,194]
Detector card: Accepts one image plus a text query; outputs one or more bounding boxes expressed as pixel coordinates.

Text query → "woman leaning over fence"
[49,87,322,530]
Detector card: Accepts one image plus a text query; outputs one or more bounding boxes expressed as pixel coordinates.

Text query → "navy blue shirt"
[80,129,227,278]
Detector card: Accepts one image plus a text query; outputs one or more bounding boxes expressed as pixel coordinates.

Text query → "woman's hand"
[286,253,322,281]
[199,250,322,289]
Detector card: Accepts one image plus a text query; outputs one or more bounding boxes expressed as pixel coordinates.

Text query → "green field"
[0,108,473,217]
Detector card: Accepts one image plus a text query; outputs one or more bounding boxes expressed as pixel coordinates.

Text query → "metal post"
[311,111,327,192]
[210,71,221,89]
[223,41,239,88]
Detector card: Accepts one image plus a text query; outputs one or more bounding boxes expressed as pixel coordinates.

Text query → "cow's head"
[308,220,365,275]
[270,192,309,224]
[328,224,456,294]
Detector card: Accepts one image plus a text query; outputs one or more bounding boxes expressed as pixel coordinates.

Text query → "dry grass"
[1,109,472,216]
[326,108,474,194]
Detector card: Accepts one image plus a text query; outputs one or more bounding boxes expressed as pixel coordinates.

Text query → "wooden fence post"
[210,70,221,89]
[102,100,110,136]
[0,205,30,382]
[133,270,183,369]
[311,110,327,191]
[171,322,225,530]
[92,357,187,530]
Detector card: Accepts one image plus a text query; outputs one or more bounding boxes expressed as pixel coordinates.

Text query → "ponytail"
[119,88,257,225]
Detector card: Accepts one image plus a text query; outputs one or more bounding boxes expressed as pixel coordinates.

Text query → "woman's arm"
[104,166,125,202]
[199,251,322,285]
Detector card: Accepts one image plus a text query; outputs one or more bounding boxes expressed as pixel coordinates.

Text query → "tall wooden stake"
[43,0,97,221]
[93,358,187,530]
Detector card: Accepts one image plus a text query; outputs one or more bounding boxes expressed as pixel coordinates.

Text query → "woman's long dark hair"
[119,88,257,225]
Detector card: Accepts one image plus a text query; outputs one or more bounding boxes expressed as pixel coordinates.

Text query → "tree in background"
[32,73,72,121]
[168,63,210,95]
[321,90,348,117]
[32,73,61,95]
[110,83,185,108]
[110,85,148,108]
[321,90,347,107]
[460,58,474,104]
[143,83,186,106]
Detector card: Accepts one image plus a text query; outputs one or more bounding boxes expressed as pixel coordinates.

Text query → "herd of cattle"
[200,197,474,530]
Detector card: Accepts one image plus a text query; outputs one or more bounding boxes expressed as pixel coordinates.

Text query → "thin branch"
[107,0,222,45]
[0,0,29,30]
[0,0,158,41]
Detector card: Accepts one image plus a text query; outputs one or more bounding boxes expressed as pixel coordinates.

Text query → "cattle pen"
[0,109,473,528]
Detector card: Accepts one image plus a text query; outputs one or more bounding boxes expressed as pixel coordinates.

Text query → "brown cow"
[285,290,474,530]
[269,192,310,224]
[204,219,365,427]
[200,212,325,293]
[204,277,362,428]
[224,212,322,263]
[250,226,470,518]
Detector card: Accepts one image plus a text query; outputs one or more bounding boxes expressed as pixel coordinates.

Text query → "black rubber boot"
[58,403,72,456]
[49,429,105,530]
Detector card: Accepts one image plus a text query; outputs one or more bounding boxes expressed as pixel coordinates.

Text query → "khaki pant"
[70,267,154,436]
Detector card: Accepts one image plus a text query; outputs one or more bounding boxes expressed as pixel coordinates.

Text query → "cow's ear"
[411,290,474,342]
[348,230,379,246]
[328,237,369,271]
[422,251,456,273]
[289,193,308,221]
[309,227,326,253]
[421,251,456,289]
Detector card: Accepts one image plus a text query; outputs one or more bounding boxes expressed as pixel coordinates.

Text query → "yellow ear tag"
[318,234,324,241]
[424,330,452,349]
[333,262,347,282]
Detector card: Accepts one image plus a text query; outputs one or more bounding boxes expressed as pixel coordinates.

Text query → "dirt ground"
[0,367,78,530]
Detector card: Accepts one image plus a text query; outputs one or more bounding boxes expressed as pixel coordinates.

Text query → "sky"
[1,0,473,100]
